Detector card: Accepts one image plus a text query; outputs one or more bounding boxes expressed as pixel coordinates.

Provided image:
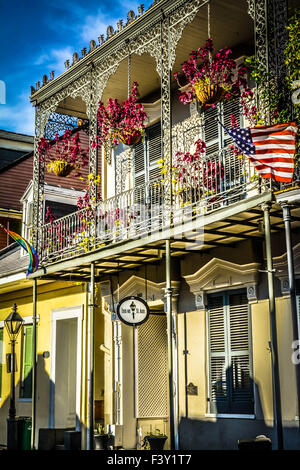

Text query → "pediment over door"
[183,258,260,308]
[273,242,300,294]
[101,275,180,314]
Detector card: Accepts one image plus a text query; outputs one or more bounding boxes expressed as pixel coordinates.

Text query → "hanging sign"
[116,296,149,327]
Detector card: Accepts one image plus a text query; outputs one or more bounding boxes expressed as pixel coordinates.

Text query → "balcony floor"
[28,189,300,281]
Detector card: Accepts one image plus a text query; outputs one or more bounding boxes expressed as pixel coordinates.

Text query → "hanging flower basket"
[174,38,251,108]
[95,82,147,150]
[118,129,143,146]
[194,80,226,106]
[47,160,75,177]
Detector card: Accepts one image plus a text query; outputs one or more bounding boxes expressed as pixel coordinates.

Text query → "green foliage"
[245,8,300,128]
[285,9,300,88]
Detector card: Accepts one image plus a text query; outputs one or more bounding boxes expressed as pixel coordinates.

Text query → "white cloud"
[0,92,35,135]
[80,12,119,43]
[34,46,74,76]
[79,1,147,43]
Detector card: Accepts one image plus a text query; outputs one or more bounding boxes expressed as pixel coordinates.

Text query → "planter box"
[145,435,167,450]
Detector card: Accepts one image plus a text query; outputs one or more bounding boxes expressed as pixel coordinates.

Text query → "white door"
[50,306,82,430]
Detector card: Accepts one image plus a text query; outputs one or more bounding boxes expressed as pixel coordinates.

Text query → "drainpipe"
[165,239,176,450]
[31,278,37,450]
[281,202,300,428]
[262,202,284,450]
[87,262,95,450]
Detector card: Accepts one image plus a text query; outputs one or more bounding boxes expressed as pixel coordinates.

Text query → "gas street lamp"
[5,303,24,450]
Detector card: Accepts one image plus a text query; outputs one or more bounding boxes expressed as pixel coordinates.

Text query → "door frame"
[49,305,83,430]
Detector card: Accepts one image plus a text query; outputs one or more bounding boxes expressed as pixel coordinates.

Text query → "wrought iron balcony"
[39,146,273,264]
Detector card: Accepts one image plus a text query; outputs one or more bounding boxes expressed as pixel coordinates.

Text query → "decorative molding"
[273,242,300,294]
[115,147,133,194]
[102,275,180,311]
[184,258,260,306]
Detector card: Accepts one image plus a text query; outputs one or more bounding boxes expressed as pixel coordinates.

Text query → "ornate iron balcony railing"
[39,146,272,264]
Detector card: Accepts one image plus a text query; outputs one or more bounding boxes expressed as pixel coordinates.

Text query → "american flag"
[222,122,298,182]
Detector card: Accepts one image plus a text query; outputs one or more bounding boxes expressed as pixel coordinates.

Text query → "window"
[203,98,243,156]
[0,328,3,399]
[207,290,254,415]
[134,122,161,187]
[44,200,78,221]
[20,324,36,399]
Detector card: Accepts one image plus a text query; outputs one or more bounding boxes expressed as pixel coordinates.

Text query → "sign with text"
[116,296,149,327]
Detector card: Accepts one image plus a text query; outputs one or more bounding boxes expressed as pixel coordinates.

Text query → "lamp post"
[5,303,24,450]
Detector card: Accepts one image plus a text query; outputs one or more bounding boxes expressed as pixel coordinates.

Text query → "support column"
[31,279,38,449]
[165,240,177,450]
[87,262,95,450]
[262,202,283,449]
[281,202,300,426]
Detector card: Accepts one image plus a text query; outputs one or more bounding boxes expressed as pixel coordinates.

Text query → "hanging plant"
[95,82,147,148]
[174,38,251,108]
[38,130,89,177]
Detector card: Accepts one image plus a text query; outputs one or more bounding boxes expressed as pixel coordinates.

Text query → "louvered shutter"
[204,106,220,156]
[208,295,229,413]
[134,138,146,188]
[134,123,161,186]
[228,292,253,414]
[0,328,3,398]
[222,99,244,192]
[208,291,253,415]
[20,325,36,399]
[222,98,243,146]
[148,122,161,182]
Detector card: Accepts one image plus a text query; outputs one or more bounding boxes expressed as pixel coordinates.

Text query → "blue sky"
[0,0,152,135]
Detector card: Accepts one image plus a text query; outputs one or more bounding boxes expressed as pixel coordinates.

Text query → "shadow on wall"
[179,365,300,450]
[0,354,84,449]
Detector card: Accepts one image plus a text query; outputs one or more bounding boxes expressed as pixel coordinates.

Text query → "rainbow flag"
[0,224,39,275]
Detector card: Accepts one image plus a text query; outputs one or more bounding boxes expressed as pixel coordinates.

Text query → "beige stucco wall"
[176,298,298,427]
[177,310,207,420]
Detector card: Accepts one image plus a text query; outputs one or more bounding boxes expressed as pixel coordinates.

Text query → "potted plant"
[96,82,147,148]
[142,429,168,450]
[174,38,250,108]
[94,424,110,450]
[38,129,89,177]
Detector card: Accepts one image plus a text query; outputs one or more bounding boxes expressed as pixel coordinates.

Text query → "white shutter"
[134,122,161,186]
[134,138,146,187]
[208,295,228,413]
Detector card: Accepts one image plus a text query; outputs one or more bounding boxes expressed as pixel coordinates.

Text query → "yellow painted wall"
[250,299,273,421]
[0,280,104,448]
[276,296,298,421]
